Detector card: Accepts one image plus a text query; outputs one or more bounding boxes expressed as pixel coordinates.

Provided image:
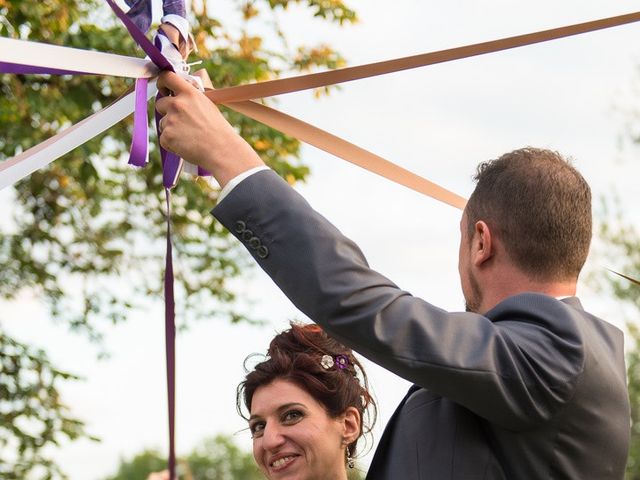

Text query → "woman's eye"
[250,422,265,438]
[282,410,303,424]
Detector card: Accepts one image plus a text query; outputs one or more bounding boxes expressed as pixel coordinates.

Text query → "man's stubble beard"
[464,269,483,313]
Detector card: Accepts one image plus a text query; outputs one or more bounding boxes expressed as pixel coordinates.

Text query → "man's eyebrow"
[249,402,306,422]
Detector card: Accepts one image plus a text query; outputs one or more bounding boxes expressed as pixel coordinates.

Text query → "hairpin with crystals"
[321,354,349,370]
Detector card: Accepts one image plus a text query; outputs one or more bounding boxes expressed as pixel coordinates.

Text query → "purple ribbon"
[3,4,182,475]
[125,0,186,34]
[3,4,210,186]
[197,165,211,177]
[163,0,187,18]
[123,0,154,34]
[104,3,186,479]
[164,188,177,480]
[105,0,187,190]
[128,78,150,167]
[0,62,91,75]
[153,33,183,188]
[105,0,174,72]
[6,2,210,478]
[154,96,183,187]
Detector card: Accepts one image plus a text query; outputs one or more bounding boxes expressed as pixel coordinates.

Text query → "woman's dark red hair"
[237,322,376,458]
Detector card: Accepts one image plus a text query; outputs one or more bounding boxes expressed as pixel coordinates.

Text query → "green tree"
[106,435,263,480]
[0,329,92,479]
[106,449,175,479]
[0,0,356,477]
[625,323,640,478]
[595,91,640,476]
[186,435,263,480]
[598,204,640,309]
[106,433,366,480]
[598,208,640,479]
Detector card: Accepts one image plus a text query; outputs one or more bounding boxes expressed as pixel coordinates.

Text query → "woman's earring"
[346,448,355,469]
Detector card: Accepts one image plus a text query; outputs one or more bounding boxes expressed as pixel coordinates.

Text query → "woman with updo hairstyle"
[237,322,376,480]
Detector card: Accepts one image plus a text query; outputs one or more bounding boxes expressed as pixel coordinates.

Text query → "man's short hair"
[465,147,592,281]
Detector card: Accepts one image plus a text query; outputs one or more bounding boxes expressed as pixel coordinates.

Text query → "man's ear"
[472,220,494,267]
[341,407,361,445]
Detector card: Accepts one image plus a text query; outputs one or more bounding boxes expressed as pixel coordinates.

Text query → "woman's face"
[249,379,355,480]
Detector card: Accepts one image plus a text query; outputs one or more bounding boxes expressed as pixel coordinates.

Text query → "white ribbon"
[0,37,158,78]
[0,80,158,190]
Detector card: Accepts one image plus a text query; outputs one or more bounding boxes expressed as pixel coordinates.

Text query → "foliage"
[597,187,640,480]
[595,117,640,478]
[603,209,640,480]
[598,200,640,310]
[185,435,263,480]
[0,0,356,342]
[595,163,640,478]
[106,449,170,480]
[626,323,640,479]
[106,433,366,480]
[105,434,263,480]
[0,329,92,479]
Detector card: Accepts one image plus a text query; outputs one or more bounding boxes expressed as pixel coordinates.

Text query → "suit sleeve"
[212,170,585,431]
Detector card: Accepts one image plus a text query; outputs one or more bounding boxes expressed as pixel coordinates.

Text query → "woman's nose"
[262,423,286,450]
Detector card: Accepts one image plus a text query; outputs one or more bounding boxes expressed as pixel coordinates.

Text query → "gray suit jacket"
[212,170,630,479]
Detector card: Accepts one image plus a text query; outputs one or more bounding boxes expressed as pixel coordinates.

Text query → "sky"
[2,0,640,478]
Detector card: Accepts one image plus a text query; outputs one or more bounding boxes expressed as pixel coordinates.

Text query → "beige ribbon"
[195,71,466,209]
[609,270,640,286]
[200,10,640,209]
[223,99,468,209]
[206,11,640,103]
[3,11,640,210]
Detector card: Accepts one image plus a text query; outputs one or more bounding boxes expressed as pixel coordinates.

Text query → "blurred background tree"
[599,207,640,480]
[105,433,366,480]
[625,323,640,479]
[0,0,356,477]
[0,330,92,479]
[593,81,640,478]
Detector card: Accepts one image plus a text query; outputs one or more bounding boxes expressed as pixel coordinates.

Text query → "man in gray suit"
[156,71,630,479]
